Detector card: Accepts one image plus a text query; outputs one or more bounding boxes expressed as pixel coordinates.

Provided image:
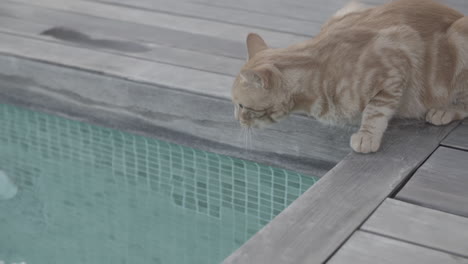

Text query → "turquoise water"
[0,103,318,264]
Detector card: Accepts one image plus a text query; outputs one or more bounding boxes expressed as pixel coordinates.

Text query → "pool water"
[0,103,318,264]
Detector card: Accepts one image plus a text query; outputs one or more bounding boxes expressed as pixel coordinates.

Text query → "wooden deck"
[329,122,468,263]
[0,0,467,263]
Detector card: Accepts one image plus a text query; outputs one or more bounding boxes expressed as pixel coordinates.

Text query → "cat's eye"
[239,104,244,109]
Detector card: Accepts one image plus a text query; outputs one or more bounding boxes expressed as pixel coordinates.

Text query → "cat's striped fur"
[232,0,468,153]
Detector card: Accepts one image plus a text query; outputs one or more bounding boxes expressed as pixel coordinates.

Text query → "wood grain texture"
[0,5,244,76]
[442,123,468,151]
[224,121,458,264]
[0,31,234,99]
[6,0,309,48]
[328,231,468,264]
[198,0,467,21]
[85,0,320,36]
[190,0,350,22]
[397,147,468,217]
[0,2,246,60]
[362,199,468,258]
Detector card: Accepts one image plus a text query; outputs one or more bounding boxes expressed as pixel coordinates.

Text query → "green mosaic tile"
[0,103,318,264]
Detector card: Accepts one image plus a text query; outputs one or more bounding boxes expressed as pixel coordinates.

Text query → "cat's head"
[232,33,291,128]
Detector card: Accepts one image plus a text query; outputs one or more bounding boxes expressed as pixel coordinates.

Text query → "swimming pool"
[0,103,318,264]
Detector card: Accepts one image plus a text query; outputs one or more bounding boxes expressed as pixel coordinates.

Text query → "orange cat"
[232,0,468,153]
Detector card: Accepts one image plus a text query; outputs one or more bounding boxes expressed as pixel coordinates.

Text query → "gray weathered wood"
[191,0,349,22]
[362,199,468,258]
[3,3,251,61]
[0,31,234,99]
[0,7,244,76]
[7,0,309,48]
[224,121,458,264]
[442,123,468,151]
[328,231,468,264]
[86,0,320,36]
[397,147,468,217]
[193,0,467,22]
[1,1,246,59]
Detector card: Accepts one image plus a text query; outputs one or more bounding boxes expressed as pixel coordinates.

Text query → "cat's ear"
[240,66,273,90]
[247,33,268,59]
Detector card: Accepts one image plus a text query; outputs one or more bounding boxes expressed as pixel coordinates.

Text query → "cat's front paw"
[426,108,457,126]
[350,132,382,154]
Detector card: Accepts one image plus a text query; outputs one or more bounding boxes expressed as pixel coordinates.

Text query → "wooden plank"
[6,0,309,48]
[1,0,248,60]
[85,0,320,36]
[442,123,468,151]
[224,121,458,264]
[362,199,468,258]
[0,7,244,76]
[397,147,468,217]
[192,0,467,22]
[328,231,468,264]
[82,0,468,27]
[0,31,234,99]
[190,0,349,22]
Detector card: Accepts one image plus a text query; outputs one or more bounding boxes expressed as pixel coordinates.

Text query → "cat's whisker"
[241,126,249,150]
[246,127,254,149]
[244,128,249,149]
[237,126,245,143]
